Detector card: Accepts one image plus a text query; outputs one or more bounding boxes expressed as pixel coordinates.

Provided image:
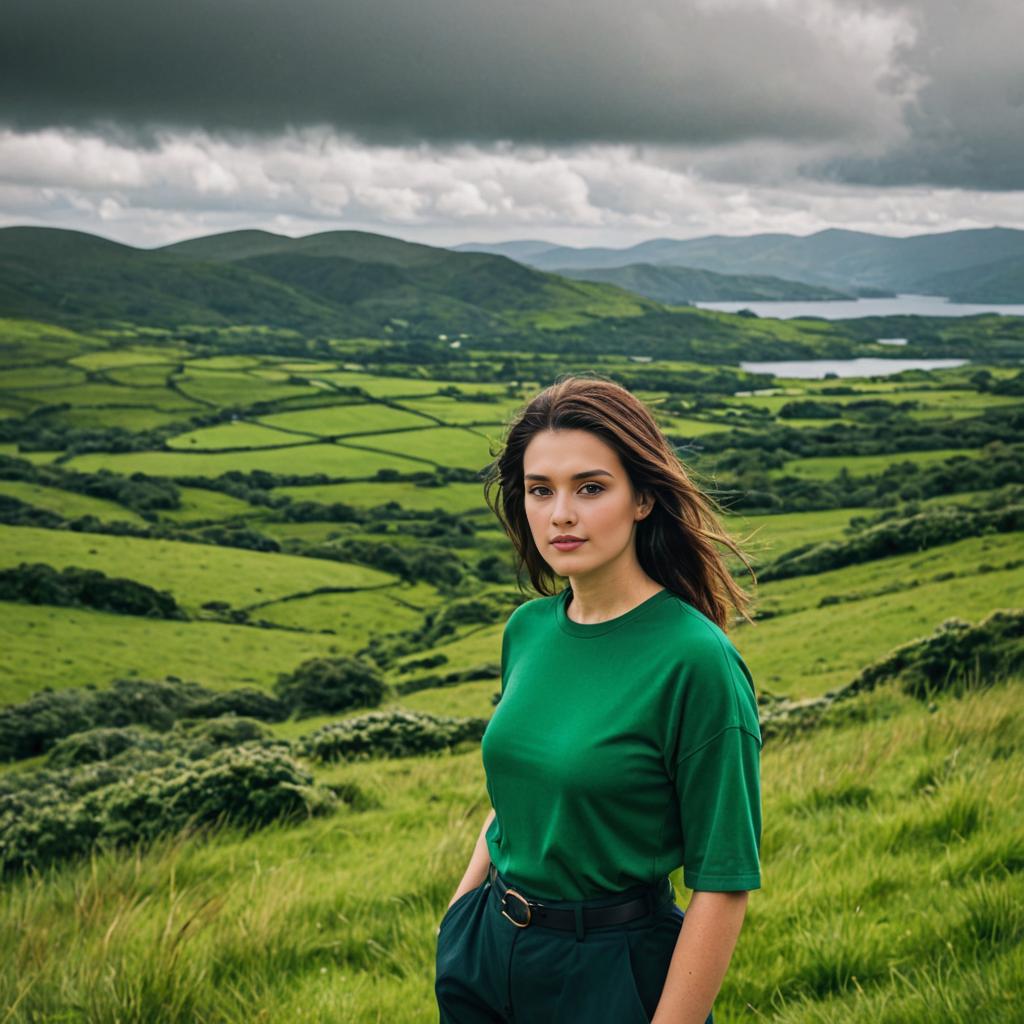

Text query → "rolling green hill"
[5,228,1023,371]
[0,226,656,336]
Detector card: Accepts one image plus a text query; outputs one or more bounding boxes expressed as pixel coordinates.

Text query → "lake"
[738,357,969,380]
[695,293,1024,319]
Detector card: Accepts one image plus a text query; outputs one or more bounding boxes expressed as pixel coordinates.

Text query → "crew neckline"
[555,585,673,638]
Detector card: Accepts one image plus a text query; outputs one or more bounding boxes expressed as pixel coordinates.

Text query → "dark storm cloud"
[805,0,1024,190]
[2,0,1022,190]
[0,0,905,148]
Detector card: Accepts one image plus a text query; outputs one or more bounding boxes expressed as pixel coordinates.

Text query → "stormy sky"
[2,0,1023,248]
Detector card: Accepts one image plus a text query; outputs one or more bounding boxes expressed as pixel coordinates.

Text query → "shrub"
[298,709,488,762]
[90,678,209,731]
[0,562,185,619]
[394,662,501,696]
[184,688,289,722]
[168,716,276,759]
[45,716,277,769]
[0,679,290,762]
[99,746,331,843]
[396,653,449,676]
[0,744,337,876]
[760,503,1024,582]
[46,726,163,768]
[0,688,97,761]
[778,400,842,420]
[274,656,387,719]
[852,609,1024,700]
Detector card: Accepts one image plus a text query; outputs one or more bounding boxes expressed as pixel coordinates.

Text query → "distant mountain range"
[0,226,658,335]
[539,263,863,304]
[454,227,1024,302]
[3,225,1021,341]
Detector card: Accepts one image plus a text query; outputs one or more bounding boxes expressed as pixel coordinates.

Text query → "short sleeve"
[674,724,762,891]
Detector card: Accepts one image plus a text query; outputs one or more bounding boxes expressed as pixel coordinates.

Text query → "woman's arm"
[446,807,496,910]
[651,889,749,1024]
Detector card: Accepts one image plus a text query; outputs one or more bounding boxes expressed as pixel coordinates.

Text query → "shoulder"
[663,593,745,671]
[503,591,558,637]
[499,589,557,643]
[662,593,761,744]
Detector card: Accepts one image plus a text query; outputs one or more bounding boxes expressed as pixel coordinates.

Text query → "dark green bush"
[274,656,386,719]
[760,503,1024,582]
[46,726,163,768]
[0,562,185,619]
[0,453,180,510]
[99,746,332,844]
[852,608,1024,700]
[396,653,449,676]
[0,679,291,761]
[0,495,65,528]
[0,744,337,876]
[0,688,97,761]
[45,716,276,768]
[184,687,289,722]
[394,662,501,696]
[169,716,275,759]
[298,709,488,763]
[778,400,842,420]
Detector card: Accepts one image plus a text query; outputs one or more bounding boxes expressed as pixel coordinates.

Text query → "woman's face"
[522,428,651,582]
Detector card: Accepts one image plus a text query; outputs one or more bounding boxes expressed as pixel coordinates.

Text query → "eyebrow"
[524,469,615,481]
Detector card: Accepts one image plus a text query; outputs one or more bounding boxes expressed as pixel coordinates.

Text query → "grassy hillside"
[1,297,1021,1023]
[6,229,1023,368]
[0,226,656,336]
[1,666,1020,1022]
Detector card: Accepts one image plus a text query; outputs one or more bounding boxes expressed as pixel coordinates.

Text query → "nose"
[551,489,577,525]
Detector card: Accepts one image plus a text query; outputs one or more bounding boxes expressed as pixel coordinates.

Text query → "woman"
[434,374,763,1024]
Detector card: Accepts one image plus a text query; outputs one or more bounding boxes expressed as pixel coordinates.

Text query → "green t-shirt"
[481,586,763,900]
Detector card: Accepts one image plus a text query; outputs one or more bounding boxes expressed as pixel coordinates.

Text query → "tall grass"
[1,674,1021,1022]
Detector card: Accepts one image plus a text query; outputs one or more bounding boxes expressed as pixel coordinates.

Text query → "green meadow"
[61,444,433,477]
[0,524,397,613]
[2,676,1021,1022]
[767,448,979,481]
[0,600,355,703]
[0,480,150,526]
[1,299,1022,1023]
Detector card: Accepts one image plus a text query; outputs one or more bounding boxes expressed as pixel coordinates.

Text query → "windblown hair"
[483,373,757,631]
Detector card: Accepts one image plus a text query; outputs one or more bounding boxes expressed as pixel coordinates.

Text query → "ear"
[635,490,655,521]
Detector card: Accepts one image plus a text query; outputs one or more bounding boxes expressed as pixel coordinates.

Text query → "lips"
[551,537,586,550]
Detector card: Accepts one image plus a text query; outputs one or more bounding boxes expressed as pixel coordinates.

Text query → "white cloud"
[1,126,1023,249]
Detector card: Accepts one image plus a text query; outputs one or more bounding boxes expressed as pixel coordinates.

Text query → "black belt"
[487,862,668,931]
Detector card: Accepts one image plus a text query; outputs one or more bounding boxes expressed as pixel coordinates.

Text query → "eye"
[526,483,605,497]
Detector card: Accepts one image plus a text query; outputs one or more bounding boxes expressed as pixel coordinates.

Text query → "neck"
[565,566,664,625]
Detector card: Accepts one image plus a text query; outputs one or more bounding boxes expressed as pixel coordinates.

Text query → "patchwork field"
[1,312,1021,1022]
[60,443,432,476]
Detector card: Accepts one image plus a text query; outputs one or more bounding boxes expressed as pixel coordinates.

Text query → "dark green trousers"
[435,865,714,1023]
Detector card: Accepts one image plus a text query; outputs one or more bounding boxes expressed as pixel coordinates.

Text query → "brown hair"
[483,373,757,631]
